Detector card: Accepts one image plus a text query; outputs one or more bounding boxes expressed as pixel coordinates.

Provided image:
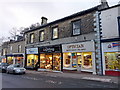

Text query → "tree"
[9,27,25,40]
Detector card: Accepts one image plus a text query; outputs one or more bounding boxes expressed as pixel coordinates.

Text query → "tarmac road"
[1,72,119,89]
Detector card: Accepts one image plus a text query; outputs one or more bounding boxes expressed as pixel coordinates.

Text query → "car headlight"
[2,67,5,69]
[16,69,20,72]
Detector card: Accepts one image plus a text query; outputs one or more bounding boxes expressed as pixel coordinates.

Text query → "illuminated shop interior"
[40,53,61,71]
[27,54,38,67]
[7,56,14,65]
[63,52,92,70]
[105,52,120,70]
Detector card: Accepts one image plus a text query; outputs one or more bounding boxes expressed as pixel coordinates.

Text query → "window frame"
[39,30,45,42]
[71,19,81,36]
[30,33,35,43]
[18,45,22,53]
[52,26,59,40]
[118,17,120,37]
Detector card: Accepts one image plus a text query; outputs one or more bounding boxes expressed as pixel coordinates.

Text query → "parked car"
[6,64,26,74]
[0,63,9,73]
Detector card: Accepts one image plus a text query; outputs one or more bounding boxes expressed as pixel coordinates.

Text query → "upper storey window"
[72,20,81,35]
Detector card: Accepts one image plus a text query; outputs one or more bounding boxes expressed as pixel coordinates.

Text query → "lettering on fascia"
[43,48,55,52]
[67,44,84,49]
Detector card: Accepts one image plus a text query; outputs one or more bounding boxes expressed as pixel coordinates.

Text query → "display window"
[40,53,61,71]
[63,52,92,70]
[82,52,92,69]
[7,56,14,65]
[27,55,38,67]
[40,54,52,69]
[15,57,24,66]
[53,53,61,71]
[105,52,120,71]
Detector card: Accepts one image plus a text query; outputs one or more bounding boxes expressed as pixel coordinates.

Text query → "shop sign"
[102,42,120,52]
[40,45,61,53]
[62,41,95,52]
[26,48,38,54]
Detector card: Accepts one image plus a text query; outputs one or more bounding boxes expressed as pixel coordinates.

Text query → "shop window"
[72,20,81,35]
[82,52,92,69]
[40,54,52,69]
[15,57,24,67]
[63,53,71,68]
[27,55,38,67]
[53,53,61,71]
[105,52,120,70]
[7,57,14,65]
[52,27,58,39]
[39,30,44,41]
[30,33,34,43]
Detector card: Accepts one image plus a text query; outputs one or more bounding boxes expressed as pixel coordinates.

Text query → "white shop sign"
[62,41,95,52]
[102,42,120,52]
[26,48,38,54]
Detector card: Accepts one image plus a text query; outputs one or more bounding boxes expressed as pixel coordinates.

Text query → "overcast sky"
[0,0,119,38]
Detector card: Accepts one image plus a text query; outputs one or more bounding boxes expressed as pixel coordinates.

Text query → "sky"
[0,0,119,39]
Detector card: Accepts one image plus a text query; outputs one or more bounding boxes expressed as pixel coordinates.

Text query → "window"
[18,45,22,53]
[10,46,12,52]
[118,17,120,36]
[72,20,81,35]
[52,27,58,39]
[39,31,44,41]
[30,33,34,43]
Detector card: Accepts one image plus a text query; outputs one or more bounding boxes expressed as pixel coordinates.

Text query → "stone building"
[24,2,109,75]
[100,3,120,76]
[1,36,25,66]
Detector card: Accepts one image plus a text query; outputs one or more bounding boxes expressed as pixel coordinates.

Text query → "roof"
[100,4,120,11]
[24,5,100,33]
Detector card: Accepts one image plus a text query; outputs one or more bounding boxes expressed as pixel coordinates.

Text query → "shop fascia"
[62,41,96,73]
[102,42,120,76]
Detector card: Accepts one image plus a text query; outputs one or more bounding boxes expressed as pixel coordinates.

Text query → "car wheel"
[13,70,16,74]
[6,70,9,74]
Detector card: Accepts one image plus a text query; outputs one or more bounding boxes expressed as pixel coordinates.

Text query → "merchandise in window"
[72,20,81,35]
[105,52,120,70]
[27,55,38,67]
[82,52,92,69]
[7,57,14,65]
[63,53,71,68]
[40,54,52,69]
[53,53,61,71]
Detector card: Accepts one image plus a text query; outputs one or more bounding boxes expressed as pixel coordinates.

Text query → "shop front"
[39,45,62,71]
[102,42,120,76]
[62,41,96,74]
[6,54,24,66]
[25,48,39,69]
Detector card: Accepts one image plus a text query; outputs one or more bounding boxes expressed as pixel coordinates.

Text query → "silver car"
[6,64,26,74]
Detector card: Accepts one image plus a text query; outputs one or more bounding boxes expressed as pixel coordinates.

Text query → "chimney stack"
[41,17,48,25]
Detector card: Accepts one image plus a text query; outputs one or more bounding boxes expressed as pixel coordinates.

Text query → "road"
[2,72,119,88]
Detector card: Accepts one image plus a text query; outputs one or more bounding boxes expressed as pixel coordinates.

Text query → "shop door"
[45,54,52,70]
[77,53,82,71]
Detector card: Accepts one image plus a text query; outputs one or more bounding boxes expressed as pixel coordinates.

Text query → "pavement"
[26,70,119,84]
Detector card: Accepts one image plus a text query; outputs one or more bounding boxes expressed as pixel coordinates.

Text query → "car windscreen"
[0,63,8,66]
[14,64,21,67]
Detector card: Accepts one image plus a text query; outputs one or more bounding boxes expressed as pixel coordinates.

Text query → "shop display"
[105,52,120,70]
[40,53,61,71]
[82,52,92,69]
[7,57,14,64]
[27,55,38,68]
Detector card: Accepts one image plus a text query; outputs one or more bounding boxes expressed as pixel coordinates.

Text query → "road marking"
[82,77,111,82]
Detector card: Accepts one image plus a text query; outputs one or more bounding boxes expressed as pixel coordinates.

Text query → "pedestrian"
[35,62,39,71]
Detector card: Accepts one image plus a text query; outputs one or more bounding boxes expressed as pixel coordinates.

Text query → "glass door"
[77,53,82,71]
[53,53,61,71]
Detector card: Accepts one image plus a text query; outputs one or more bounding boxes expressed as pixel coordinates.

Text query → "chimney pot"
[41,17,48,25]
